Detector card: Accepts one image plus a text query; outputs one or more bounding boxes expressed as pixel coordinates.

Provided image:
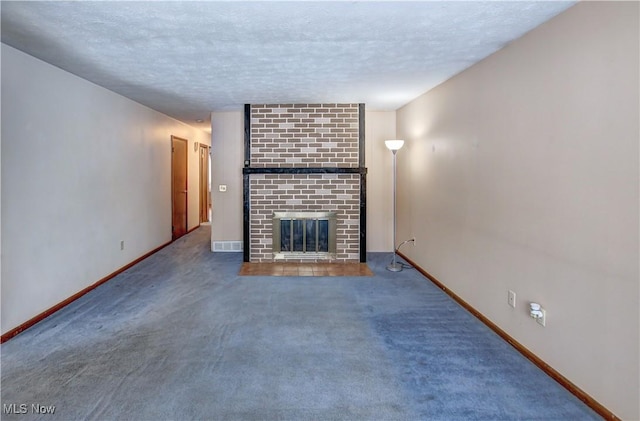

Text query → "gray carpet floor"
[1,227,600,420]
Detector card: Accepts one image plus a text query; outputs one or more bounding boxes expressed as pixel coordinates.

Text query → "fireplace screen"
[272,212,337,259]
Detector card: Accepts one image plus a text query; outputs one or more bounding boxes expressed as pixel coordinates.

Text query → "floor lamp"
[385,139,404,272]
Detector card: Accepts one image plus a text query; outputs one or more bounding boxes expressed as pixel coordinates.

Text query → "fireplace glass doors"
[272,212,337,260]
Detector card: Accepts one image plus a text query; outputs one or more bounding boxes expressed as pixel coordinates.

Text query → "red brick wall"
[248,104,361,262]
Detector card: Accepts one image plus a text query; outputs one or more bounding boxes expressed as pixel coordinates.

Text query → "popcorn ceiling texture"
[249,104,361,263]
[0,1,575,130]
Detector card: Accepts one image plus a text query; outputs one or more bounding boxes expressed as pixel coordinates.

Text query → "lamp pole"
[385,140,404,272]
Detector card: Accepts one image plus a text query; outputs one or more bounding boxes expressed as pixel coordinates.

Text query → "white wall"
[1,44,210,334]
[395,2,639,419]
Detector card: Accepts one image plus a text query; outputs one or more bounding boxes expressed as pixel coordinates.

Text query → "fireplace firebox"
[272,212,337,260]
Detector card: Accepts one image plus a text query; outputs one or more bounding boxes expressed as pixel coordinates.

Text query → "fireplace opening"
[273,212,337,260]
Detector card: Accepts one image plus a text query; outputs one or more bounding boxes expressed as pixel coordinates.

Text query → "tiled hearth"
[242,103,366,263]
[239,262,373,277]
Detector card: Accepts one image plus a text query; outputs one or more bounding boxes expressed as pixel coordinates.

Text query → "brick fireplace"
[242,103,366,263]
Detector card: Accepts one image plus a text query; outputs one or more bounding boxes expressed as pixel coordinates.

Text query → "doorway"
[171,136,188,240]
[199,143,210,223]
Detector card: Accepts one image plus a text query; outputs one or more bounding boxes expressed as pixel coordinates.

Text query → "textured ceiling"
[1,1,575,132]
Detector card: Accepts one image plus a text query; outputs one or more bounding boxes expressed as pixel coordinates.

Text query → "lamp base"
[386,262,403,272]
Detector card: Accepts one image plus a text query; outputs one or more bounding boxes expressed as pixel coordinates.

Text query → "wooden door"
[199,144,210,223]
[171,136,188,240]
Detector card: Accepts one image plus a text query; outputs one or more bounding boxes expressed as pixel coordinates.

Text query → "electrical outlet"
[219,184,227,192]
[508,290,516,308]
[120,240,125,251]
[536,309,546,327]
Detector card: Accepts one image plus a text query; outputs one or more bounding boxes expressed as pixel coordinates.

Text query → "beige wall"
[395,2,639,419]
[209,109,395,254]
[365,111,396,252]
[1,44,210,334]
[210,111,245,246]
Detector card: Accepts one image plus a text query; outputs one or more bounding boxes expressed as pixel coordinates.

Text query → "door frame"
[171,135,188,240]
[199,143,210,223]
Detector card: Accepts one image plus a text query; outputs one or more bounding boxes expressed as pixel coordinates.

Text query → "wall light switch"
[219,185,227,192]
